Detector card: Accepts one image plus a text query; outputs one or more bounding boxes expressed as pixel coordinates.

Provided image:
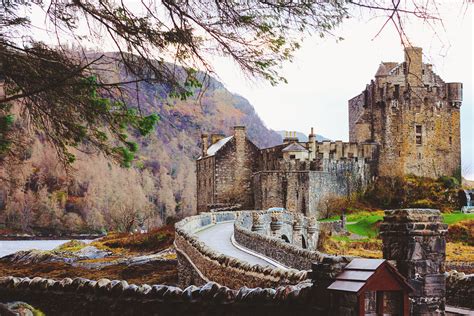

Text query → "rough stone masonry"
[380,209,448,315]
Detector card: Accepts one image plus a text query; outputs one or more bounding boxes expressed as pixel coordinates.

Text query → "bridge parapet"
[174,211,308,289]
[234,210,353,270]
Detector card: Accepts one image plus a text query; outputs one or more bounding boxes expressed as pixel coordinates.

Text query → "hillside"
[0,55,281,235]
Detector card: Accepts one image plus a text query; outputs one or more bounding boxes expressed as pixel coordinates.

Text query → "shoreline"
[0,234,105,241]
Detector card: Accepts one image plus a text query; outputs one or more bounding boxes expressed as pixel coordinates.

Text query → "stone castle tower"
[349,46,462,178]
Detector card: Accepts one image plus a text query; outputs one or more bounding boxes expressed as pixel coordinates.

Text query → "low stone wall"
[174,211,307,289]
[0,276,321,315]
[446,262,474,274]
[234,211,353,271]
[446,271,474,309]
[318,220,344,234]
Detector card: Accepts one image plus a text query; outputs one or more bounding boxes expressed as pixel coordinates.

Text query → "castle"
[196,47,463,215]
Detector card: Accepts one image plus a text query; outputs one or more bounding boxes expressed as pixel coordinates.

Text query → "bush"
[447,220,474,246]
[409,199,436,208]
[438,176,460,189]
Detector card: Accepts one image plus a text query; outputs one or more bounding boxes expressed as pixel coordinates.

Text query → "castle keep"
[197,47,462,214]
[349,46,462,178]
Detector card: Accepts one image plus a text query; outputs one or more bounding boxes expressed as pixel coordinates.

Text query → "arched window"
[281,235,290,243]
[302,235,307,249]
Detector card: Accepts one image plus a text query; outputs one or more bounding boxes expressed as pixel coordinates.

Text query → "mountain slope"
[0,56,282,234]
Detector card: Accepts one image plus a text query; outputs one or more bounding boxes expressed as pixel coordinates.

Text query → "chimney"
[308,127,316,143]
[283,131,298,144]
[201,134,209,157]
[210,133,225,145]
[233,126,246,144]
[404,46,423,87]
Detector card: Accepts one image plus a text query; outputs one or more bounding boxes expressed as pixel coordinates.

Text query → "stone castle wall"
[196,155,215,212]
[348,47,462,178]
[214,136,260,210]
[254,159,373,217]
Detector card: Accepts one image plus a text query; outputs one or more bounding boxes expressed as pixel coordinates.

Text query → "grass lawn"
[338,211,474,238]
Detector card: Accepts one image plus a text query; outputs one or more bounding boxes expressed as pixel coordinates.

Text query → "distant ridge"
[277,130,330,142]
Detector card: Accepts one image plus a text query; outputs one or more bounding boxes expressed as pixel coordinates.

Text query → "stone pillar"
[380,209,448,315]
[292,214,303,247]
[307,217,319,250]
[251,212,265,233]
[269,213,283,237]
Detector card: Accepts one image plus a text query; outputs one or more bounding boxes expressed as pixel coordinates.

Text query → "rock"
[2,302,42,316]
[75,246,111,260]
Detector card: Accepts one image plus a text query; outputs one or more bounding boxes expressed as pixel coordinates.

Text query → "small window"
[449,137,452,145]
[418,153,422,159]
[416,135,422,145]
[290,154,296,159]
[416,125,422,134]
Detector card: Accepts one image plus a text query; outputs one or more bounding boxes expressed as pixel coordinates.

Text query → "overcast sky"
[211,1,473,179]
[28,1,473,179]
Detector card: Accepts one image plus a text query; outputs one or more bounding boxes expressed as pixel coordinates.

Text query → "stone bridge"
[0,209,472,315]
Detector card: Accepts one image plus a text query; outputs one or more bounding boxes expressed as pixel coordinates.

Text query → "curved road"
[195,221,276,268]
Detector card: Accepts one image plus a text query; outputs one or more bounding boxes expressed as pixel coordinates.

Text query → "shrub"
[447,220,474,246]
[438,176,460,189]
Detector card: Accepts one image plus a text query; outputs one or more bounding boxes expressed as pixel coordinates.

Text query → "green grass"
[341,211,474,239]
[346,215,383,238]
[442,212,474,225]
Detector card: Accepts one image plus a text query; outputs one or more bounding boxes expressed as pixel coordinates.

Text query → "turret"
[446,82,463,108]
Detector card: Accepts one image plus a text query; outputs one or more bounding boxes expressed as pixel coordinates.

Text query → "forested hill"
[0,55,281,235]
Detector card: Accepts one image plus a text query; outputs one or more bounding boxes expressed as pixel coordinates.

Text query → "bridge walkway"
[195,221,276,268]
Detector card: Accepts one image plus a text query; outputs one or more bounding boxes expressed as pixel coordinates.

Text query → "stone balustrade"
[174,211,308,289]
[234,210,353,270]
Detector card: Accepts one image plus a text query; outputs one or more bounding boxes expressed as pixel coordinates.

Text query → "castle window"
[449,136,452,145]
[394,85,400,99]
[415,124,423,146]
[416,136,422,145]
[290,154,296,159]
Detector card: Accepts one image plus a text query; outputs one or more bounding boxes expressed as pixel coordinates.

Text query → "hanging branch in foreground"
[0,0,446,166]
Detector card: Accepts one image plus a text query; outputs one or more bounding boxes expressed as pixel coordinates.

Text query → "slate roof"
[282,143,308,153]
[206,136,233,156]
